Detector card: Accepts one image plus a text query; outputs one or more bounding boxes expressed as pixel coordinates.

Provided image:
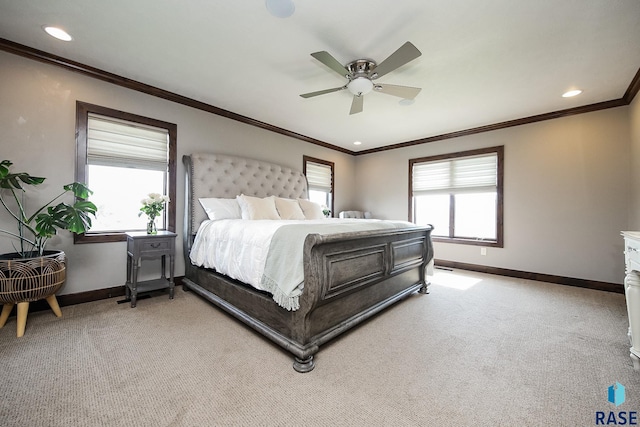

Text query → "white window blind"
[413,153,497,195]
[87,113,169,171]
[306,161,332,192]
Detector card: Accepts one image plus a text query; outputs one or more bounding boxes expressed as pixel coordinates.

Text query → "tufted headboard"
[183,153,308,250]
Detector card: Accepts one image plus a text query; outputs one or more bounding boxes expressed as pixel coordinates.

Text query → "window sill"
[74,232,127,244]
[432,236,503,248]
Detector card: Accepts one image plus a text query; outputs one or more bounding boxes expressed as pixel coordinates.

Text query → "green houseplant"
[0,160,96,257]
[0,159,97,337]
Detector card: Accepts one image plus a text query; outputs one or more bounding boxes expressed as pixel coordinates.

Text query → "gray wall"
[354,107,632,285]
[0,51,356,295]
[1,49,636,294]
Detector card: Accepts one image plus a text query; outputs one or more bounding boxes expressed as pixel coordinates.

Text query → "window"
[303,156,334,217]
[75,102,176,243]
[409,146,503,247]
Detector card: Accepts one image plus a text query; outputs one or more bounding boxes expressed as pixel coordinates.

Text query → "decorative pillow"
[236,194,281,220]
[297,199,325,220]
[199,197,242,220]
[275,197,306,220]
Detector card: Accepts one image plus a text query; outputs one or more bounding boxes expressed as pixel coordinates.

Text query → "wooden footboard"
[183,225,433,373]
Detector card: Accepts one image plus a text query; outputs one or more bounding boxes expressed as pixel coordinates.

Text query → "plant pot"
[0,250,66,337]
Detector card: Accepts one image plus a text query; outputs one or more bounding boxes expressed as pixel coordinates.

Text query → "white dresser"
[622,231,640,370]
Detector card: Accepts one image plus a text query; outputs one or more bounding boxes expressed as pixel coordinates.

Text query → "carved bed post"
[182,155,195,292]
[418,228,434,294]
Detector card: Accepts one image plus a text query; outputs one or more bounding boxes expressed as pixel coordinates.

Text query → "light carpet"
[0,269,638,426]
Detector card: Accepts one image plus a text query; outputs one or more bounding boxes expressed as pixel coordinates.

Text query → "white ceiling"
[1,0,639,153]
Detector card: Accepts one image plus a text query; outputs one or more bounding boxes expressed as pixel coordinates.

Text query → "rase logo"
[596,382,637,425]
[610,383,626,407]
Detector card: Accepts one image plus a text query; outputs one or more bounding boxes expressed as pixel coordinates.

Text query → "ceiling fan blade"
[311,51,351,78]
[369,42,421,79]
[349,95,363,115]
[374,84,422,99]
[300,86,346,98]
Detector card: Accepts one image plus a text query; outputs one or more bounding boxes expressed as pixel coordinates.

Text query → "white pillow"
[275,197,306,220]
[199,198,242,220]
[297,199,325,220]
[236,195,281,220]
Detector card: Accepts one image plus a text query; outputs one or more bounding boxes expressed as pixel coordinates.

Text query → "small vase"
[146,219,157,235]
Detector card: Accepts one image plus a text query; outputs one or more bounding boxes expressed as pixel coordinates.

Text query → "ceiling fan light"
[265,0,295,18]
[347,77,374,96]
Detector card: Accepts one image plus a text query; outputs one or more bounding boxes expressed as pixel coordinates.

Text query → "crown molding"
[624,67,640,105]
[1,37,637,157]
[0,38,354,156]
[355,98,627,155]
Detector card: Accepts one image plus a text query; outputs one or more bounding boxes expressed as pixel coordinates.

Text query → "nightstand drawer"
[627,237,640,266]
[624,232,640,271]
[140,239,172,253]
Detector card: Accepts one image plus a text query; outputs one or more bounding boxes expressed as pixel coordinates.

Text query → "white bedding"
[189,218,420,310]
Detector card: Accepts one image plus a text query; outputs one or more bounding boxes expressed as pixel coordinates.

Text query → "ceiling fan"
[300,41,422,115]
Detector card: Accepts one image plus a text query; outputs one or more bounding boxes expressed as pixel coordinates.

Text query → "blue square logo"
[608,382,626,407]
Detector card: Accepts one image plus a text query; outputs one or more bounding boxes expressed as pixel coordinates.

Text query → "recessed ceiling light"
[353,141,362,146]
[43,26,73,41]
[265,0,295,18]
[562,89,582,98]
[399,98,415,106]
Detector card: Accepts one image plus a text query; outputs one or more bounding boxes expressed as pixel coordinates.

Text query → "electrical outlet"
[480,247,487,256]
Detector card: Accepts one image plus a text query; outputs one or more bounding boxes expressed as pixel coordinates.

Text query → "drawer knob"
[150,242,161,248]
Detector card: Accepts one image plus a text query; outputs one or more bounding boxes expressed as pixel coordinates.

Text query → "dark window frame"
[303,155,335,217]
[409,146,504,247]
[74,101,177,243]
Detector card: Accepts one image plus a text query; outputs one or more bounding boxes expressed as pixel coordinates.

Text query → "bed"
[182,153,434,372]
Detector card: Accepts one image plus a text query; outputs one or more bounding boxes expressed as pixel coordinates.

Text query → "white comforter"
[189,218,419,310]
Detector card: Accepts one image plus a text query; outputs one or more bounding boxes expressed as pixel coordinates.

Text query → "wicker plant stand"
[0,251,66,337]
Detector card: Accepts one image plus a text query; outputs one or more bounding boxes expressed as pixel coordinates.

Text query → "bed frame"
[182,153,434,372]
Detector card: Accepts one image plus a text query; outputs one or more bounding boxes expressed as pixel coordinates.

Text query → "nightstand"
[125,230,177,308]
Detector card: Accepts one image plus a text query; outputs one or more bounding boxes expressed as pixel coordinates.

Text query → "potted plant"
[0,160,97,337]
[139,192,170,235]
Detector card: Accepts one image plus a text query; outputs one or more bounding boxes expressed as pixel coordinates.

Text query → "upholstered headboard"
[183,153,308,244]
